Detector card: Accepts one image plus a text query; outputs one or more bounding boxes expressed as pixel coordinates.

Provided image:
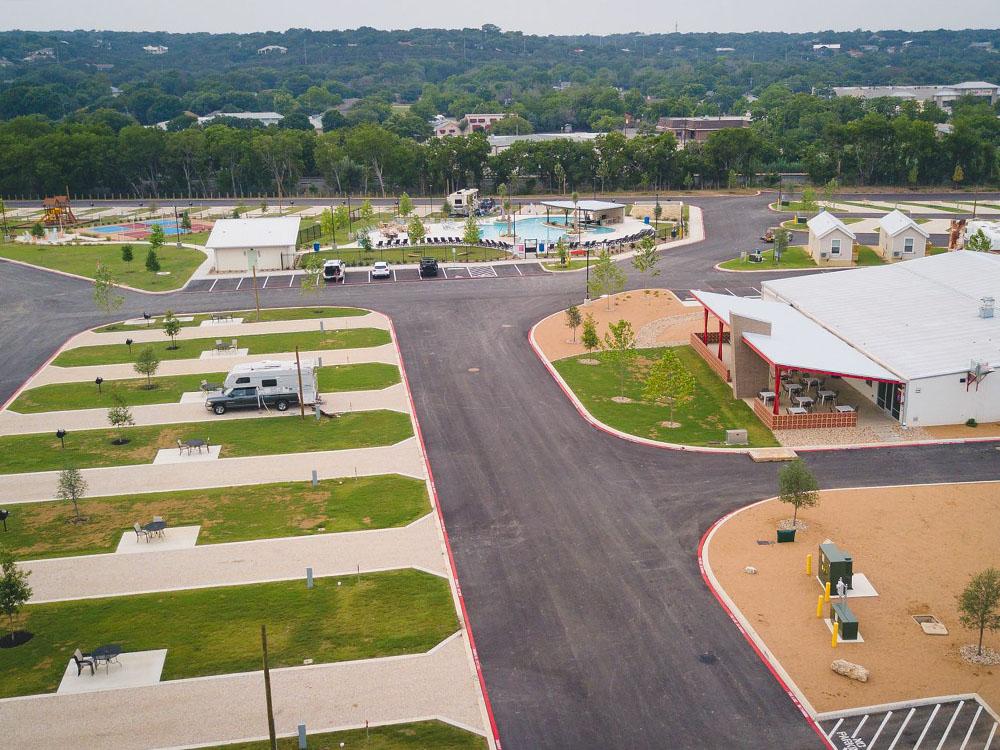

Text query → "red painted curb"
[698,515,834,749]
[386,318,503,749]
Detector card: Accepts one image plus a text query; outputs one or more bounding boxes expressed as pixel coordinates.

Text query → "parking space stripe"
[959,705,982,750]
[986,721,998,750]
[913,704,941,749]
[367,271,371,283]
[392,269,397,282]
[514,264,523,276]
[869,711,893,749]
[936,701,965,750]
[261,275,270,288]
[235,276,244,290]
[441,267,448,279]
[852,715,869,738]
[888,708,916,750]
[208,278,217,292]
[287,274,295,287]
[827,718,844,739]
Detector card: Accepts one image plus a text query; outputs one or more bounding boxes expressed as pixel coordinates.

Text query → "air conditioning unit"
[820,252,828,258]
[892,251,902,258]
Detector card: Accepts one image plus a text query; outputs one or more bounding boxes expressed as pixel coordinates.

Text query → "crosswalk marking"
[469,265,498,278]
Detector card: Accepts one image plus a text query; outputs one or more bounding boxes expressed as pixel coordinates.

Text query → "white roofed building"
[806,211,856,266]
[540,199,626,225]
[877,210,930,261]
[206,217,301,273]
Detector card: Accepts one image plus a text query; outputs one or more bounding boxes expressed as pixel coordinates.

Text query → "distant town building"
[813,43,842,51]
[655,116,751,146]
[833,81,999,110]
[257,45,288,55]
[154,111,285,130]
[142,45,168,55]
[23,48,55,62]
[715,47,735,53]
[434,113,507,137]
[486,131,606,154]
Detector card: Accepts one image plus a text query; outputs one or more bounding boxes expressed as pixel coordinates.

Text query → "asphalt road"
[1,193,998,749]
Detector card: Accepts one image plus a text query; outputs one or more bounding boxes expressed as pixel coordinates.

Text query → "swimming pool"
[475,216,614,245]
[91,219,188,236]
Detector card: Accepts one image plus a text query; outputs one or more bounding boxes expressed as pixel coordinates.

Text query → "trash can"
[313,242,320,252]
[671,228,677,239]
[644,216,651,225]
[776,528,796,543]
[538,242,545,254]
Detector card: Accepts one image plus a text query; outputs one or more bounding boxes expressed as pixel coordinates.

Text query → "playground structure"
[41,196,78,227]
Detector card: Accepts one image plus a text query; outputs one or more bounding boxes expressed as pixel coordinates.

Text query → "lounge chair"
[73,648,95,676]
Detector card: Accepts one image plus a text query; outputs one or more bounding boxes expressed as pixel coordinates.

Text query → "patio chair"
[133,522,149,542]
[230,339,238,350]
[73,648,95,676]
[214,339,224,350]
[176,439,189,455]
[153,516,163,523]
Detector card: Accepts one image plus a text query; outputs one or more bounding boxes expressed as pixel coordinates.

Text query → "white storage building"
[206,217,301,273]
[877,210,930,261]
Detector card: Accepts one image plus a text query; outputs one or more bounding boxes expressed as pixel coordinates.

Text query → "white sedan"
[371,261,391,279]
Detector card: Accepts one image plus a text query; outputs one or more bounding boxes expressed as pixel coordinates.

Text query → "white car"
[371,261,391,279]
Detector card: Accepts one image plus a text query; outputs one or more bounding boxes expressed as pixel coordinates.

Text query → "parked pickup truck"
[205,386,298,415]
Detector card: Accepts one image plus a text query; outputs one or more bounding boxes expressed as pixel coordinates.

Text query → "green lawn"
[0,410,412,474]
[898,201,966,213]
[9,363,399,413]
[53,328,390,367]
[96,306,368,332]
[855,245,886,266]
[4,475,428,560]
[207,721,487,750]
[928,245,949,255]
[833,199,901,212]
[779,215,862,231]
[543,259,591,271]
[770,201,821,212]
[0,242,205,292]
[553,346,777,447]
[309,244,511,267]
[719,246,816,271]
[1,570,457,698]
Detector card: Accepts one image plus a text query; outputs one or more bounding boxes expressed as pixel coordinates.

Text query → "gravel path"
[23,513,447,602]
[0,632,485,750]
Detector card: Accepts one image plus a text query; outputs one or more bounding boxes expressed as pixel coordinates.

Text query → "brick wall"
[752,398,858,430]
[690,332,731,382]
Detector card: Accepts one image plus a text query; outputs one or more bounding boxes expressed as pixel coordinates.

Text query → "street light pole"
[585,245,591,300]
[173,204,181,247]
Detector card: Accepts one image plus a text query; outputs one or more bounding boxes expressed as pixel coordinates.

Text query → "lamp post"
[346,195,352,234]
[0,509,8,532]
[173,203,181,247]
[125,338,133,355]
[585,244,592,300]
[95,377,104,394]
[56,429,67,449]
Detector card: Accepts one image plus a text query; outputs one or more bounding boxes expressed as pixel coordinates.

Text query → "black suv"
[205,387,297,415]
[419,257,439,277]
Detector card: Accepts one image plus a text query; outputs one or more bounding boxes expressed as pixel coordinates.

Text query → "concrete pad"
[115,526,200,554]
[199,317,245,327]
[823,619,865,644]
[179,391,210,404]
[748,447,798,462]
[199,348,249,360]
[814,572,879,598]
[57,650,167,694]
[152,445,221,464]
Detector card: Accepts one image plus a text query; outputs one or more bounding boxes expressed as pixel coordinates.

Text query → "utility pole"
[261,625,278,750]
[295,346,306,419]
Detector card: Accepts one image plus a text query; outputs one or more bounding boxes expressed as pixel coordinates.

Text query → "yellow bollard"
[831,620,839,648]
[816,595,823,618]
[825,581,831,602]
[806,554,812,576]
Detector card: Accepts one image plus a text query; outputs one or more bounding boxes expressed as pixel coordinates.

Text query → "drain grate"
[698,652,718,665]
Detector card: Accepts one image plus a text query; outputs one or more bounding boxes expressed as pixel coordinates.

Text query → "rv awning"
[692,290,902,382]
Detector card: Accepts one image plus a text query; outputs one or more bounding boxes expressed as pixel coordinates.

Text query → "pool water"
[476,216,614,245]
[91,219,188,236]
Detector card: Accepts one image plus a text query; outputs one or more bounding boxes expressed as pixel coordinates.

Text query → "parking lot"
[182,262,549,293]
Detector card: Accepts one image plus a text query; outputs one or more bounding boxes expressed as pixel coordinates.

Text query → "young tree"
[556,238,569,267]
[581,314,599,354]
[441,199,452,216]
[0,545,31,639]
[320,207,336,239]
[332,205,349,234]
[953,164,965,186]
[821,178,839,207]
[777,459,820,525]
[602,319,638,396]
[93,263,124,315]
[653,201,663,232]
[957,568,1000,657]
[162,311,181,349]
[357,231,373,253]
[967,228,993,252]
[180,210,192,230]
[148,223,166,252]
[631,235,661,290]
[56,467,88,523]
[145,247,161,272]
[643,348,696,424]
[133,346,161,388]
[300,252,325,298]
[588,249,627,310]
[359,199,375,227]
[121,243,134,263]
[30,222,44,239]
[407,215,426,245]
[565,304,582,343]
[398,192,413,218]
[800,187,818,213]
[462,214,481,246]
[106,391,135,445]
[773,226,790,263]
[499,183,513,235]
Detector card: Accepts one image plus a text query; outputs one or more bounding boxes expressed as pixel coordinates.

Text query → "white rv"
[223,360,318,404]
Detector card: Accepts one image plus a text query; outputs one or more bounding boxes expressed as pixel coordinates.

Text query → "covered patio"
[690,291,905,431]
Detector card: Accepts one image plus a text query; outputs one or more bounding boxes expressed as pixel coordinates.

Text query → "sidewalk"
[0,633,485,750]
[24,343,399,387]
[0,383,410,435]
[24,514,447,602]
[0,438,426,502]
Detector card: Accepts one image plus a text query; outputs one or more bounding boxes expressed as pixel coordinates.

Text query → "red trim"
[773,364,781,415]
[742,337,903,385]
[717,319,724,360]
[698,517,834,750]
[386,318,502,749]
[703,307,709,339]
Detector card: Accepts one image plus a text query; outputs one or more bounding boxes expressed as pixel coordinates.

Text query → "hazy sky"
[4,0,999,35]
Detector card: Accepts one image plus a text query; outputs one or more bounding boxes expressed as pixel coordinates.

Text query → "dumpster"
[777,528,796,543]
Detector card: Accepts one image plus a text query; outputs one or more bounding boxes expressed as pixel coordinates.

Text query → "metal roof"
[807,211,857,240]
[761,251,1000,380]
[206,217,301,249]
[540,200,625,212]
[691,291,900,382]
[878,209,930,239]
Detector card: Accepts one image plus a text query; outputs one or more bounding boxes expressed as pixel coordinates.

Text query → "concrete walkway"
[0,633,485,750]
[0,383,410,435]
[76,311,387,347]
[23,513,447,602]
[0,438,426,502]
[24,343,399,387]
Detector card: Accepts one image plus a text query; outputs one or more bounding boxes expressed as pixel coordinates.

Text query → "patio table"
[803,377,821,390]
[92,644,122,673]
[835,405,856,413]
[794,396,814,409]
[787,406,808,416]
[183,438,206,453]
[758,390,775,405]
[818,389,837,405]
[783,382,802,396]
[143,520,167,538]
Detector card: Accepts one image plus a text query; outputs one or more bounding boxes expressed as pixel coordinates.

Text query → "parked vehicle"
[760,230,775,243]
[419,257,439,277]
[217,360,318,407]
[371,261,391,279]
[323,259,346,282]
[205,386,298,415]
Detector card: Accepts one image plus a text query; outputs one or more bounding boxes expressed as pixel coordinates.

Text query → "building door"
[876,382,902,420]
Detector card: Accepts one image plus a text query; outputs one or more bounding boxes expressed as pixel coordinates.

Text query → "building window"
[904,237,914,253]
[831,238,841,256]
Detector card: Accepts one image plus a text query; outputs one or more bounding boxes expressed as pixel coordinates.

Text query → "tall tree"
[643,348,696,425]
[602,319,638,396]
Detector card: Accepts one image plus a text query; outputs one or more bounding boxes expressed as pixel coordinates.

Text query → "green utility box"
[819,542,853,591]
[830,602,859,641]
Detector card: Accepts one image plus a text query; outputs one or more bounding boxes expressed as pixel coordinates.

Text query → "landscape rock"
[744,566,757,575]
[831,659,870,682]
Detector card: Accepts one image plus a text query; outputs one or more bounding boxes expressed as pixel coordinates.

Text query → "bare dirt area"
[533,289,702,360]
[923,422,1000,440]
[706,482,1000,714]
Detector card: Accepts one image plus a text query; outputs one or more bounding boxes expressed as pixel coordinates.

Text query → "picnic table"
[803,377,822,390]
[92,644,122,673]
[143,520,167,538]
[184,438,206,453]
